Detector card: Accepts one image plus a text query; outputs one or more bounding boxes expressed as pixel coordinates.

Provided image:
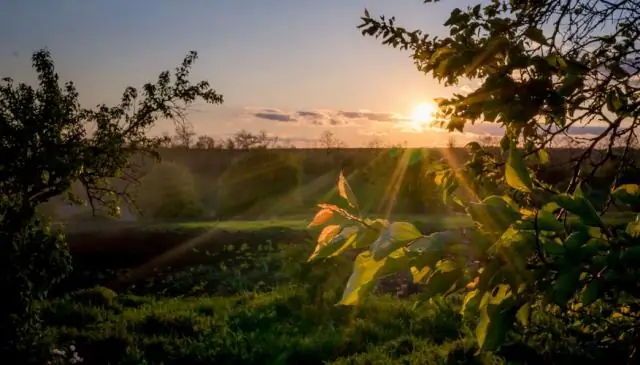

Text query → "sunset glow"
[408,101,438,131]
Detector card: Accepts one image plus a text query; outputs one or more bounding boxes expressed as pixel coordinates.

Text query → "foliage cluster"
[308,0,640,359]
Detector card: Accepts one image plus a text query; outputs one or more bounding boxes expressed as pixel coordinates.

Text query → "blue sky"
[1,0,510,147]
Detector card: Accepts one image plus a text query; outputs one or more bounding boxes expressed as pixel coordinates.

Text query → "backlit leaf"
[516,302,531,327]
[476,284,516,350]
[626,218,640,238]
[308,225,358,261]
[612,184,640,206]
[371,221,422,260]
[338,251,387,305]
[506,140,533,192]
[537,149,550,165]
[308,209,334,228]
[338,171,358,209]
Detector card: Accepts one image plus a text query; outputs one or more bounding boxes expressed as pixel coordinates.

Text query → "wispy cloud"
[245,106,411,126]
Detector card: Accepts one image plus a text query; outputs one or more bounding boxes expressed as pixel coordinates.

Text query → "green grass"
[61,210,636,235]
[44,211,640,364]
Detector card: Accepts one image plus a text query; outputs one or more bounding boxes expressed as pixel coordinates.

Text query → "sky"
[0,0,575,147]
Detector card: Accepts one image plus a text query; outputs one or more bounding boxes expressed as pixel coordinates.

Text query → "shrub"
[217,150,301,218]
[136,162,205,219]
[0,217,71,359]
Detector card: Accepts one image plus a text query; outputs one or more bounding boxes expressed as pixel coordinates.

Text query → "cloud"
[253,112,297,122]
[337,110,409,122]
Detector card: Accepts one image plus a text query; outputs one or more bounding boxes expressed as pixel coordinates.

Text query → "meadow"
[34,145,638,364]
[40,208,635,365]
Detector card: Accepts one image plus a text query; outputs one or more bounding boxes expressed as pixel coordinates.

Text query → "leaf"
[537,149,550,165]
[308,209,334,228]
[406,231,458,254]
[318,225,340,244]
[516,302,531,327]
[308,226,358,261]
[338,251,387,305]
[461,289,483,315]
[352,220,386,249]
[506,140,533,192]
[563,231,590,253]
[371,222,422,260]
[553,193,603,227]
[580,280,601,306]
[612,184,640,206]
[626,219,640,238]
[552,267,581,307]
[543,238,565,257]
[515,210,563,232]
[468,197,520,233]
[410,266,432,283]
[476,284,516,350]
[338,171,358,209]
[524,27,548,46]
[421,259,464,299]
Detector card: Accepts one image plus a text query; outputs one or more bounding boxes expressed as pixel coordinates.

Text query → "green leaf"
[406,231,458,254]
[338,171,358,209]
[537,149,550,165]
[564,231,590,253]
[420,259,464,299]
[524,27,548,46]
[552,267,581,307]
[543,238,565,257]
[352,220,386,249]
[371,221,422,260]
[516,302,531,327]
[410,266,432,283]
[468,196,520,233]
[580,280,601,306]
[541,201,561,213]
[338,251,387,306]
[461,289,483,315]
[553,193,603,227]
[506,140,533,192]
[626,219,640,238]
[612,184,640,206]
[515,210,563,232]
[476,284,516,350]
[308,226,358,261]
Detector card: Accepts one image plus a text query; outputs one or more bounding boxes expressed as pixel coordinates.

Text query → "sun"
[409,101,438,131]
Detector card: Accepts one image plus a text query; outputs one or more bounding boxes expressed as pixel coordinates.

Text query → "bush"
[217,150,301,218]
[136,162,205,219]
[0,217,71,360]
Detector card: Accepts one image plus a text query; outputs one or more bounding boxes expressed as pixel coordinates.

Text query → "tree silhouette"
[0,49,223,356]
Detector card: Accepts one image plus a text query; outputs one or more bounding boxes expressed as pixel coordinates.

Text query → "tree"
[135,162,205,219]
[318,130,346,150]
[223,129,277,150]
[308,1,640,360]
[173,121,196,148]
[195,135,217,149]
[0,49,223,357]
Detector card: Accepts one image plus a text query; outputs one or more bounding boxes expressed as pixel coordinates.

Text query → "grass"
[40,211,639,364]
[60,210,636,235]
[42,240,510,365]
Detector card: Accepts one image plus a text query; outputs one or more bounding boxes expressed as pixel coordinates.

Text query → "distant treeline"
[42,141,640,222]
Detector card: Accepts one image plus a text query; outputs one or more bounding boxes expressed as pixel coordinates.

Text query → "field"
[40,213,635,364]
